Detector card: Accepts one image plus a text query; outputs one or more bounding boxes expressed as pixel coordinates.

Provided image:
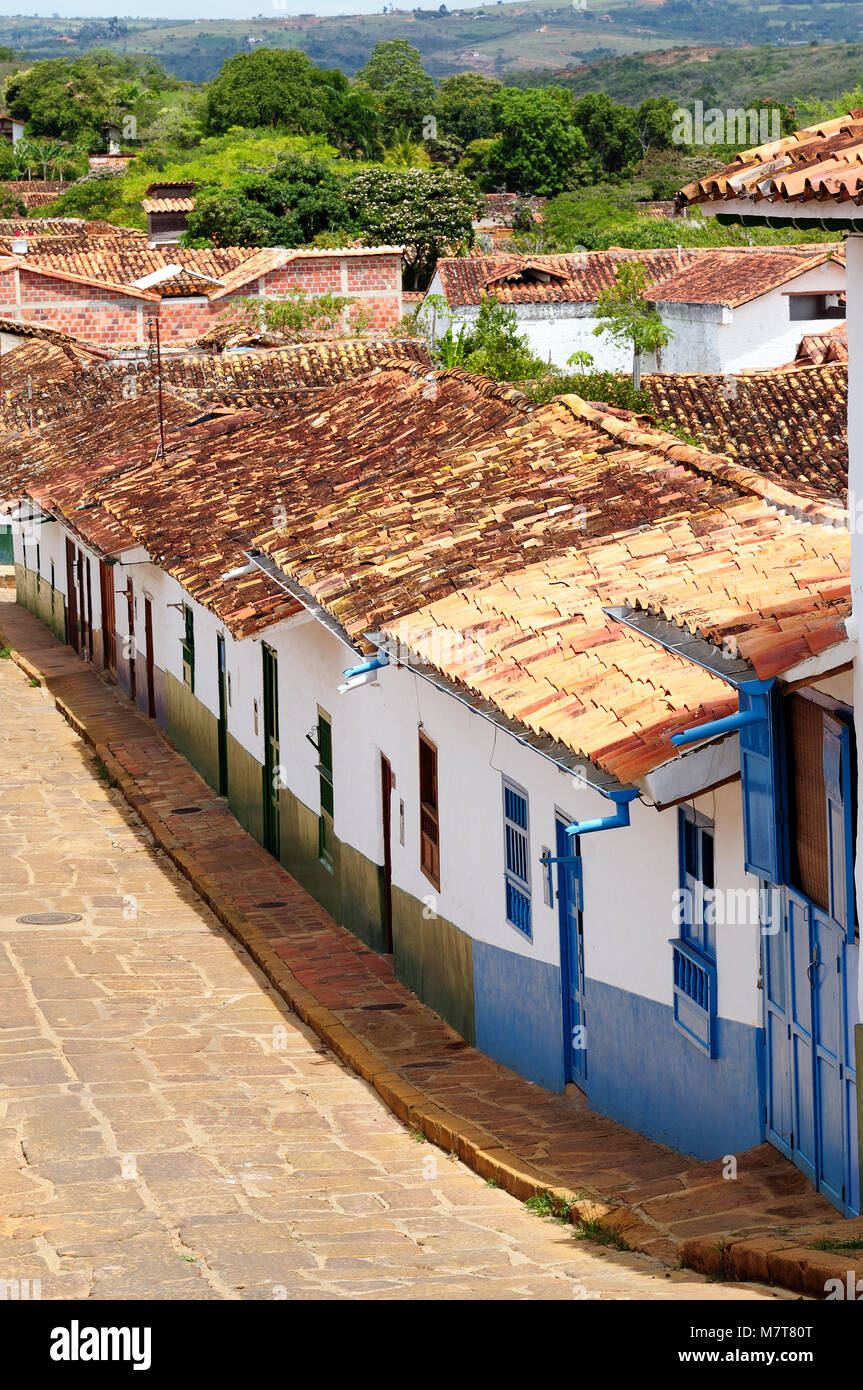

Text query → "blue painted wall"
[586,977,764,1158]
[473,939,565,1092]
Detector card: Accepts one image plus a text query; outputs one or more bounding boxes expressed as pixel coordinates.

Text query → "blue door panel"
[556,818,586,1089]
[788,892,817,1184]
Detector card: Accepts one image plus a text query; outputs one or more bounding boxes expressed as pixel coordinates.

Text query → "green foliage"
[354,40,436,143]
[436,72,502,151]
[482,88,589,198]
[186,154,353,248]
[451,295,548,381]
[3,51,175,147]
[204,48,338,137]
[5,57,110,144]
[0,189,25,218]
[523,371,654,416]
[592,261,673,373]
[211,289,368,344]
[525,1190,575,1222]
[345,166,480,288]
[542,178,839,254]
[45,168,135,225]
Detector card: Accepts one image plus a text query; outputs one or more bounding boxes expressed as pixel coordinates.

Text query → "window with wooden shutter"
[419,733,440,889]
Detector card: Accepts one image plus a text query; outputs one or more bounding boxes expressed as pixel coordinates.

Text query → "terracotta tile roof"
[434,248,697,306]
[0,218,145,245]
[0,181,71,209]
[646,247,838,307]
[677,110,863,209]
[434,245,836,308]
[160,339,432,399]
[4,362,848,782]
[141,198,196,215]
[793,321,847,365]
[643,364,847,502]
[0,316,110,356]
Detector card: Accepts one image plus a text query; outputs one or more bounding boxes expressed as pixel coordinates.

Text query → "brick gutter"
[2,620,862,1298]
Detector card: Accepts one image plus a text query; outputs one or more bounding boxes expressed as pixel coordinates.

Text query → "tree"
[185,155,353,247]
[354,40,436,143]
[436,72,502,149]
[5,57,111,144]
[457,295,547,381]
[592,262,673,388]
[204,48,337,136]
[483,89,589,197]
[345,166,480,289]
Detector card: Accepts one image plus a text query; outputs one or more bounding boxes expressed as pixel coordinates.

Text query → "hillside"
[0,0,858,84]
[513,39,863,107]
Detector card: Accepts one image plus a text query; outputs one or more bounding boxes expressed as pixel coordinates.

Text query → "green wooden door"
[216,634,228,796]
[262,644,280,858]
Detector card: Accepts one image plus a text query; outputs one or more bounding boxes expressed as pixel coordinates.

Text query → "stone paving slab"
[1,591,857,1300]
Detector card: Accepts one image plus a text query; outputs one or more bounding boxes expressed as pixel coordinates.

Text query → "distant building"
[0,113,25,147]
[142,183,196,248]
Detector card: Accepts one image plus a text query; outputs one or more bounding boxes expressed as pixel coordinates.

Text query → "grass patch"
[574,1216,630,1250]
[808,1237,863,1254]
[0,645,11,659]
[525,1189,576,1223]
[410,1128,426,1143]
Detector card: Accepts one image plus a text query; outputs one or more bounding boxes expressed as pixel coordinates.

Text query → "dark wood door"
[381,754,393,953]
[125,580,136,703]
[216,633,228,796]
[65,538,79,653]
[99,561,117,674]
[262,644,280,858]
[144,597,155,718]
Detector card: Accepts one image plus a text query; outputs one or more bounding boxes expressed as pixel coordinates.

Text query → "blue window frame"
[672,806,717,1057]
[503,778,532,938]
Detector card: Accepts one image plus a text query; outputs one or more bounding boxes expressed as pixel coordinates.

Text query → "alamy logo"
[672,102,782,148]
[50,1321,152,1371]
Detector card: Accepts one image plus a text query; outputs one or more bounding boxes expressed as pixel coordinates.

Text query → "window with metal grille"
[671,806,717,1056]
[503,779,531,938]
[419,733,440,889]
[181,604,195,692]
[317,711,333,866]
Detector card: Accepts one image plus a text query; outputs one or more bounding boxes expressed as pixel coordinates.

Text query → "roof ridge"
[548,392,846,527]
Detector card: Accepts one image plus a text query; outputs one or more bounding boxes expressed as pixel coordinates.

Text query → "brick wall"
[0,250,404,346]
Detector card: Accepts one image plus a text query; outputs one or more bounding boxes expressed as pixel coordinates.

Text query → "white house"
[3,351,857,1214]
[425,246,847,375]
[679,108,863,1216]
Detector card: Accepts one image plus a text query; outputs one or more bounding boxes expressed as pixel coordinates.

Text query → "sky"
[0,1,489,16]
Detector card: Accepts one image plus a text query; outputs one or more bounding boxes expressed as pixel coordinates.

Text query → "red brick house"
[0,241,405,347]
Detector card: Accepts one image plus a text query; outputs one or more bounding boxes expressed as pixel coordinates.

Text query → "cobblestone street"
[0,651,789,1301]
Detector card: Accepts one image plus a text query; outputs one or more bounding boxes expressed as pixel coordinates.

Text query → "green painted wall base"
[278,787,387,953]
[391,884,476,1046]
[227,732,265,846]
[166,671,221,795]
[15,565,66,643]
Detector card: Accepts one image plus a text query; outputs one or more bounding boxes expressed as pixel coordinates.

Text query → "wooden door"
[144,597,155,718]
[99,561,117,674]
[65,538,79,653]
[216,634,228,796]
[381,754,393,953]
[556,816,587,1089]
[125,580,136,703]
[262,644,280,858]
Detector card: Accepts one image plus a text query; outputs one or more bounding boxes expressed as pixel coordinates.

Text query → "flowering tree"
[345,167,480,289]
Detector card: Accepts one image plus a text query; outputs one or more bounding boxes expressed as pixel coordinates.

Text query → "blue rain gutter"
[669,678,774,750]
[342,654,389,681]
[564,787,639,840]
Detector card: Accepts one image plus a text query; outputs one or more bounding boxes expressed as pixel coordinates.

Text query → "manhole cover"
[16,912,82,925]
[171,806,202,815]
[255,901,287,909]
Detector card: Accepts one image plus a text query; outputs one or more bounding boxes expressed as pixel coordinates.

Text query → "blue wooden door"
[763,889,793,1160]
[556,817,586,1089]
[787,888,818,1187]
[765,886,860,1215]
[812,910,846,1209]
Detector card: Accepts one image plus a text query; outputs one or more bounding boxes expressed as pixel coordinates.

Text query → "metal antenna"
[147,316,166,459]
